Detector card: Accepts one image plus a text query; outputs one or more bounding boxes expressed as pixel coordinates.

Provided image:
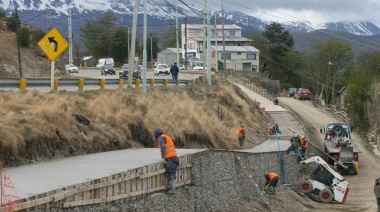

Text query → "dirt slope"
[279,97,380,211]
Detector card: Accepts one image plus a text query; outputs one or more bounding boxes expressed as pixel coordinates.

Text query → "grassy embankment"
[0,79,270,167]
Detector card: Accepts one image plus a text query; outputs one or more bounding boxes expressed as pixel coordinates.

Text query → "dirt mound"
[0,80,269,167]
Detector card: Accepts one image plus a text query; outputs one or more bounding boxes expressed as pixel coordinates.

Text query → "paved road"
[279,97,380,212]
[72,69,201,80]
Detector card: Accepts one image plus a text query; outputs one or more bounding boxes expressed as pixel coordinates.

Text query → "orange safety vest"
[158,134,178,159]
[268,124,274,132]
[238,127,244,138]
[301,138,308,148]
[266,172,278,180]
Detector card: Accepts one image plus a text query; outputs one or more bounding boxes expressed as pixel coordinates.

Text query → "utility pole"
[176,4,180,66]
[143,0,147,92]
[128,0,139,88]
[127,26,130,61]
[15,8,22,78]
[150,36,153,68]
[68,9,73,65]
[221,0,226,71]
[203,0,206,73]
[185,16,188,70]
[215,15,218,73]
[206,0,211,85]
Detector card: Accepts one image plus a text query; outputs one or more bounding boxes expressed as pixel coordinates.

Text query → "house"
[181,24,259,71]
[211,46,260,71]
[181,24,252,60]
[157,48,182,66]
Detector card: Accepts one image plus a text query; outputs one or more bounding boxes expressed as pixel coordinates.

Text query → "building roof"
[213,46,260,53]
[158,48,181,54]
[190,36,252,42]
[185,24,241,30]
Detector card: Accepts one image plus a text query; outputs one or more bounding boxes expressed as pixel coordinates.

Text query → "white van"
[193,61,206,71]
[96,58,114,68]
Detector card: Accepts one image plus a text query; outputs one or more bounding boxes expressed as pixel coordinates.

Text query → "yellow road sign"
[37,27,69,61]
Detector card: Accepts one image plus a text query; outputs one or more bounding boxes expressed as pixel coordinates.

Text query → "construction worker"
[153,128,179,195]
[264,172,279,195]
[273,123,281,134]
[374,178,380,212]
[287,133,300,155]
[300,135,308,159]
[268,123,274,135]
[238,122,246,149]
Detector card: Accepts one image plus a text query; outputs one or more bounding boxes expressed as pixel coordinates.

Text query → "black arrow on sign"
[48,37,58,52]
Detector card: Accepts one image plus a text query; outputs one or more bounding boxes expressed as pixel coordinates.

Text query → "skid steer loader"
[299,156,349,203]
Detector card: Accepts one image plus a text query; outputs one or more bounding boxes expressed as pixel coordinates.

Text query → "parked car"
[294,88,313,100]
[101,64,116,75]
[287,88,297,97]
[154,64,170,75]
[178,64,185,70]
[119,64,141,79]
[65,64,78,73]
[192,61,206,71]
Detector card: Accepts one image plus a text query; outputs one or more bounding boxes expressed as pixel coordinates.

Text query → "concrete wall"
[51,150,301,212]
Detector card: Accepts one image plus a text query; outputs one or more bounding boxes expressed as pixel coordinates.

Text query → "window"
[212,51,215,58]
[229,31,235,37]
[246,54,256,60]
[190,43,194,49]
[237,52,242,55]
[221,53,231,60]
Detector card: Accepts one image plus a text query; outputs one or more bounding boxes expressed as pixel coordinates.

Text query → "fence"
[238,79,278,102]
[0,153,197,212]
[0,78,192,92]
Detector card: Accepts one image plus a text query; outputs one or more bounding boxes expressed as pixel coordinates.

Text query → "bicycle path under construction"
[4,82,305,203]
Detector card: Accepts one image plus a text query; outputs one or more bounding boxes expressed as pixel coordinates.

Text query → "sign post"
[37,28,69,91]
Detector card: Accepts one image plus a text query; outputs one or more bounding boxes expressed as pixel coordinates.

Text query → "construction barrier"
[0,163,19,212]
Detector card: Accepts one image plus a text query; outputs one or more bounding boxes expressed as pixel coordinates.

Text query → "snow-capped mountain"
[1,0,380,36]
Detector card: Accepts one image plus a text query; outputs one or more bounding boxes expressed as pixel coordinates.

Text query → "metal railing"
[0,78,192,92]
[239,79,278,102]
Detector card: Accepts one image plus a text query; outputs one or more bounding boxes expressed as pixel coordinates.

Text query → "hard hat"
[294,133,299,137]
[301,135,305,139]
[153,128,163,138]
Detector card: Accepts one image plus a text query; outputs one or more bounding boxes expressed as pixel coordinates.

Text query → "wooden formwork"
[0,154,195,212]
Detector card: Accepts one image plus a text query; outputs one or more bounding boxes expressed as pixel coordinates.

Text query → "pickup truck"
[320,122,361,174]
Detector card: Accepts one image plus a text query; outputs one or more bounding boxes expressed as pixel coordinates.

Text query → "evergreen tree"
[159,26,177,49]
[80,10,117,58]
[18,27,30,47]
[110,26,129,65]
[31,29,45,45]
[6,13,20,32]
[0,8,5,19]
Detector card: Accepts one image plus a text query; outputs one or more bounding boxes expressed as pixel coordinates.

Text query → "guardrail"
[0,78,192,92]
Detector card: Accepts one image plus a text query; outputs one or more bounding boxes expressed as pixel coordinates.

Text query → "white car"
[154,64,170,75]
[65,64,79,73]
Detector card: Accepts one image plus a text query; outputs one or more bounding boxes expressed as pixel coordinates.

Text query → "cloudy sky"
[184,0,380,27]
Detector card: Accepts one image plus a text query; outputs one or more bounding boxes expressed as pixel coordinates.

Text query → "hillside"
[0,80,270,167]
[0,20,67,78]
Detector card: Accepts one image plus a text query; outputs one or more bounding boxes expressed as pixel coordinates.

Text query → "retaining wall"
[44,150,301,212]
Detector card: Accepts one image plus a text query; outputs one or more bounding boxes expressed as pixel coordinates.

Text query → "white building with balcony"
[181,24,259,71]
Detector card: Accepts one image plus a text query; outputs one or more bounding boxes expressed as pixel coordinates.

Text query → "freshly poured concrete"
[7,148,206,199]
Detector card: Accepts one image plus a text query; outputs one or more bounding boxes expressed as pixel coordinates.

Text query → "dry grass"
[0,80,269,167]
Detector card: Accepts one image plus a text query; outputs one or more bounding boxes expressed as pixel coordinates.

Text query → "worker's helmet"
[294,133,299,138]
[153,128,163,138]
[301,135,305,139]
